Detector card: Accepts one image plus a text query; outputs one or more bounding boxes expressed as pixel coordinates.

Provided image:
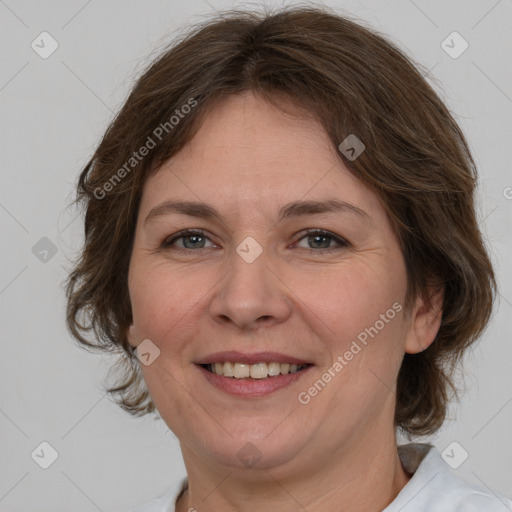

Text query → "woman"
[65,5,512,511]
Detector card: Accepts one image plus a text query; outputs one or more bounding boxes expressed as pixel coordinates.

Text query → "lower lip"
[197,364,313,397]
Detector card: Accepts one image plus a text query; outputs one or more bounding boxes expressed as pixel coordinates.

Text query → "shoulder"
[438,483,512,511]
[441,473,512,511]
[127,476,188,512]
[386,443,512,512]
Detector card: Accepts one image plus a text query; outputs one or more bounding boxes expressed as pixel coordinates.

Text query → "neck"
[176,428,411,512]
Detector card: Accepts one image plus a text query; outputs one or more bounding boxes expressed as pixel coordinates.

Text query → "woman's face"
[127,91,426,474]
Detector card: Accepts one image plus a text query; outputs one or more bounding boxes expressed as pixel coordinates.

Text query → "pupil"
[311,235,329,248]
[184,235,204,249]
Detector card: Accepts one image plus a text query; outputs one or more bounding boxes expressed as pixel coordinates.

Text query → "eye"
[161,229,215,250]
[161,228,349,252]
[294,229,349,252]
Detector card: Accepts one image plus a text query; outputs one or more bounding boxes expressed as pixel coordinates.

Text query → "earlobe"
[126,324,139,348]
[404,285,444,354]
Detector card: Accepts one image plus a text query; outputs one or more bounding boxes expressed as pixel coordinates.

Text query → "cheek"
[290,260,404,343]
[291,260,407,399]
[128,259,213,344]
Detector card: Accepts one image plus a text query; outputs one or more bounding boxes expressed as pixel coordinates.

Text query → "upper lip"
[194,351,312,365]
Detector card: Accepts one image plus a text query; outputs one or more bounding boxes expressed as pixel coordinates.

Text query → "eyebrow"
[144,199,374,228]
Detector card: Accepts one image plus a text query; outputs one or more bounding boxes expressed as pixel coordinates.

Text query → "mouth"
[196,361,314,397]
[199,362,312,379]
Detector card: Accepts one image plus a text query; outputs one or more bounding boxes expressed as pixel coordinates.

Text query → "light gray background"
[1,0,511,510]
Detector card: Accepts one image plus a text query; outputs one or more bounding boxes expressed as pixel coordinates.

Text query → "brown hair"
[64,5,496,436]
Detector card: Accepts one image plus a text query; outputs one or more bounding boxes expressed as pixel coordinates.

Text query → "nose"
[208,243,293,331]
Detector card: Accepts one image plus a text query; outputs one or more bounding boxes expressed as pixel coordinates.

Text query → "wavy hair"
[64,5,496,436]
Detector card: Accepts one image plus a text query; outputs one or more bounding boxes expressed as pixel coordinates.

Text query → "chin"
[196,427,310,471]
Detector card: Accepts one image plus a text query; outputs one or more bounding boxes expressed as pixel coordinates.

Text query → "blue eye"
[162,229,213,250]
[294,229,349,251]
[161,229,348,252]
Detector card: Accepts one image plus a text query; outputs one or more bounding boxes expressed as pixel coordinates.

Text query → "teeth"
[268,362,282,376]
[234,363,250,378]
[207,362,308,378]
[221,361,233,377]
[250,363,267,379]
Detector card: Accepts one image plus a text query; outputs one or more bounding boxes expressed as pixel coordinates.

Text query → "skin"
[127,91,444,512]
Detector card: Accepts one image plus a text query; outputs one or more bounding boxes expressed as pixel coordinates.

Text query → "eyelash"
[161,228,349,253]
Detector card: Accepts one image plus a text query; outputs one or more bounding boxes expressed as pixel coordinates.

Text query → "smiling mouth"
[200,362,312,379]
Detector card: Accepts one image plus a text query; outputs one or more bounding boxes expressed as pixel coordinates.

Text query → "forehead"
[138,92,385,225]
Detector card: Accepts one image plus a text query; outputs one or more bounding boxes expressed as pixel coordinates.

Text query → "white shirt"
[129,443,512,511]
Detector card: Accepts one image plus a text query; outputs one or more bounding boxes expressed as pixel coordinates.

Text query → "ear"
[404,285,444,354]
[126,324,141,349]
